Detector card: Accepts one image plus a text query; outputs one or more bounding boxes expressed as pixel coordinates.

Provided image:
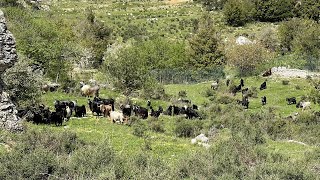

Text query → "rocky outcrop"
[0,10,17,73]
[0,9,23,132]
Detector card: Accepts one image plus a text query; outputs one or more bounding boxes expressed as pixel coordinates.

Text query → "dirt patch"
[271,67,320,79]
[165,0,190,5]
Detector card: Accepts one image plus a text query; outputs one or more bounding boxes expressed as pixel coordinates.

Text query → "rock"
[236,36,253,45]
[0,9,22,132]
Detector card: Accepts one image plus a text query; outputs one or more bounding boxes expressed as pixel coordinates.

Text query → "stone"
[0,9,22,132]
[236,36,253,45]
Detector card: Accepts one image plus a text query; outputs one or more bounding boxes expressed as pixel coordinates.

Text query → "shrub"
[296,0,320,22]
[69,140,115,178]
[282,80,290,85]
[223,0,255,26]
[216,94,235,104]
[0,148,58,179]
[257,27,280,52]
[141,78,167,99]
[254,0,296,22]
[195,0,228,11]
[278,18,306,52]
[226,43,270,76]
[0,0,19,7]
[187,23,224,68]
[203,87,216,97]
[178,90,187,98]
[3,59,42,107]
[132,121,147,137]
[148,119,165,133]
[174,119,203,138]
[19,128,83,155]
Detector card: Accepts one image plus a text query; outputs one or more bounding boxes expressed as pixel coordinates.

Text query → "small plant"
[148,119,165,133]
[282,80,290,85]
[178,90,187,98]
[174,119,203,138]
[132,121,147,137]
[216,95,234,104]
[204,87,216,97]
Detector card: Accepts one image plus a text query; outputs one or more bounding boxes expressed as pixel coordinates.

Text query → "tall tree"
[187,22,223,68]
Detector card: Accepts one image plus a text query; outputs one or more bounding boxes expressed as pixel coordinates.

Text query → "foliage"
[223,0,255,26]
[278,18,305,52]
[148,119,165,133]
[3,58,42,107]
[295,0,320,22]
[225,43,270,76]
[137,38,187,70]
[83,8,113,68]
[132,120,147,137]
[174,119,203,137]
[187,27,223,68]
[195,0,228,10]
[253,0,296,22]
[0,0,19,7]
[104,45,150,93]
[186,14,224,68]
[4,8,73,84]
[293,22,320,58]
[257,27,280,52]
[104,38,188,93]
[121,24,148,42]
[140,77,167,99]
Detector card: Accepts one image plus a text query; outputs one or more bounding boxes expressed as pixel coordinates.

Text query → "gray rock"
[0,9,22,132]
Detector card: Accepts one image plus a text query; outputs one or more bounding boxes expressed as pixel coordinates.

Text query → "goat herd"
[19,78,312,127]
[212,78,311,110]
[17,96,201,126]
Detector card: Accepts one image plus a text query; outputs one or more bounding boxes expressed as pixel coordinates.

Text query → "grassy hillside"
[34,76,319,162]
[1,0,320,178]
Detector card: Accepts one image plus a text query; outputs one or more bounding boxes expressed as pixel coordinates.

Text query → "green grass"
[263,139,316,160]
[36,76,320,165]
[166,76,319,116]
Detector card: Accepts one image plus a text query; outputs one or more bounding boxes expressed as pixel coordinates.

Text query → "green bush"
[254,0,296,22]
[3,59,42,107]
[195,0,228,11]
[0,0,19,7]
[282,80,290,85]
[148,119,165,133]
[226,44,270,76]
[278,18,306,52]
[132,120,147,137]
[69,140,115,178]
[216,95,235,104]
[178,90,187,98]
[223,0,255,26]
[203,87,216,97]
[0,148,58,179]
[174,119,203,138]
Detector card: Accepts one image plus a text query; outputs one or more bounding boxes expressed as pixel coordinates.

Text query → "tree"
[187,23,223,68]
[223,0,255,26]
[225,43,270,76]
[82,8,113,68]
[104,45,151,93]
[278,18,305,52]
[295,0,320,22]
[253,0,296,22]
[293,22,320,58]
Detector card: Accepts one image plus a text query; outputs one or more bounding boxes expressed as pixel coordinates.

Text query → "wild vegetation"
[1,0,320,179]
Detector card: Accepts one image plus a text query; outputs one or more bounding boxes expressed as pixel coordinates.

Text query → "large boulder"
[0,9,22,132]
